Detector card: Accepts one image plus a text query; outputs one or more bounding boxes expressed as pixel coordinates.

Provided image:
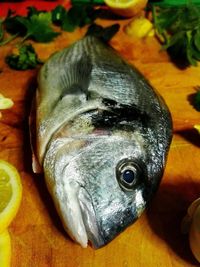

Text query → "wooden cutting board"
[1,18,200,267]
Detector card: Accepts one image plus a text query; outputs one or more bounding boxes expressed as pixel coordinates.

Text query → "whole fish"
[33,36,172,248]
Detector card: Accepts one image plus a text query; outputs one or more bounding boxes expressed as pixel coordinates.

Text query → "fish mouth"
[55,181,104,248]
[78,187,105,248]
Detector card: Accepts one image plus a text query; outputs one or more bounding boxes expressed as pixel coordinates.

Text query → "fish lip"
[78,187,105,249]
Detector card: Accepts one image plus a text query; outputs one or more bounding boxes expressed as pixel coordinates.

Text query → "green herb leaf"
[149,0,200,7]
[51,5,67,25]
[191,41,200,61]
[186,31,198,66]
[59,5,99,32]
[4,11,60,43]
[194,30,200,51]
[27,6,44,17]
[24,13,60,42]
[152,3,200,67]
[194,91,200,111]
[61,7,82,32]
[5,44,42,70]
[4,15,27,36]
[0,19,4,41]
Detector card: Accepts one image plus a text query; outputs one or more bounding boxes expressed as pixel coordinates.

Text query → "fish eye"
[122,169,135,184]
[116,159,143,191]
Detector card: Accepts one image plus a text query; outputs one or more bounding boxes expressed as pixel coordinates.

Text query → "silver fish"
[33,36,172,248]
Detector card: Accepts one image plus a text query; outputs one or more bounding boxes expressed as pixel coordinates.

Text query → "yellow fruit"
[125,16,155,38]
[147,28,155,37]
[194,124,200,134]
[188,199,200,263]
[0,230,11,267]
[0,160,22,233]
[104,0,148,17]
[0,95,13,110]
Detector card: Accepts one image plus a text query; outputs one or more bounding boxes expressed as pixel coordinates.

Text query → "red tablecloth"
[0,1,70,17]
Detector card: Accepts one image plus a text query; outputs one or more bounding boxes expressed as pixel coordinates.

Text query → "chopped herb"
[4,16,27,36]
[1,4,110,46]
[86,23,120,42]
[194,91,200,111]
[51,5,66,25]
[4,10,60,43]
[0,15,19,46]
[51,4,99,32]
[0,19,4,41]
[0,4,120,70]
[151,2,200,67]
[61,6,83,32]
[27,6,44,17]
[6,44,42,70]
[22,12,60,42]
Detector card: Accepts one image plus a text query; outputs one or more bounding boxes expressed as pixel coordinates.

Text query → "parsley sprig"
[0,4,119,46]
[4,9,60,43]
[194,89,200,111]
[6,44,42,70]
[151,1,200,67]
[0,4,120,70]
[0,19,4,42]
[52,4,100,32]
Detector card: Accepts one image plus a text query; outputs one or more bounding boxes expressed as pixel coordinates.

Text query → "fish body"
[34,36,172,248]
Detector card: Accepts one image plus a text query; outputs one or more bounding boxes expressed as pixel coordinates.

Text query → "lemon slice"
[0,230,11,267]
[0,160,22,233]
[104,0,148,17]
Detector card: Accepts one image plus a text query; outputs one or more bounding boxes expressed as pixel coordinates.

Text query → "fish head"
[55,129,157,249]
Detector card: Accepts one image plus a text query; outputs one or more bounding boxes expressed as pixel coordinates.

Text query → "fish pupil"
[122,170,135,184]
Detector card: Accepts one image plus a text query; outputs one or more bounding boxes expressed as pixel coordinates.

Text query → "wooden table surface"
[1,18,200,267]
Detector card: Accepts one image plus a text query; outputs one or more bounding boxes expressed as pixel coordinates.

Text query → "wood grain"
[0,18,200,267]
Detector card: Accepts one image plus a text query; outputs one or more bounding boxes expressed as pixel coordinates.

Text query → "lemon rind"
[0,160,22,233]
[0,229,11,267]
[105,0,139,8]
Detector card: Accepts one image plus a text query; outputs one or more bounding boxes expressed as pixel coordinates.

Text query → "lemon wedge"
[0,230,11,267]
[104,0,148,17]
[0,94,14,110]
[194,124,200,134]
[125,16,155,38]
[0,160,22,233]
